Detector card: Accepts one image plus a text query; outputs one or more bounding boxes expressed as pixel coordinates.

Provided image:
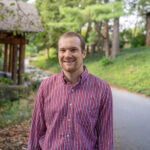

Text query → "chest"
[43,83,101,122]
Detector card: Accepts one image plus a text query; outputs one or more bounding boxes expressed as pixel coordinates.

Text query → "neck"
[63,66,84,85]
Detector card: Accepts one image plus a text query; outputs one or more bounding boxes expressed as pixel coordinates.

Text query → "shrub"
[101,58,113,66]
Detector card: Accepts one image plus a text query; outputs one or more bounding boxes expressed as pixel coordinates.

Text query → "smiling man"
[28,32,113,150]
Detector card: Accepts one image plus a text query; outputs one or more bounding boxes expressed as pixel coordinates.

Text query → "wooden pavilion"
[0,0,43,85]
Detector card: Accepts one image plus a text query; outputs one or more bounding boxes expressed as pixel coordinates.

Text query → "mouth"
[63,60,75,64]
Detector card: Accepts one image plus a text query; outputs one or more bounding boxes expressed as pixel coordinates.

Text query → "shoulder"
[87,73,111,96]
[38,73,61,91]
[88,73,109,87]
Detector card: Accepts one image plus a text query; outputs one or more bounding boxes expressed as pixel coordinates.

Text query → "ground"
[0,120,31,150]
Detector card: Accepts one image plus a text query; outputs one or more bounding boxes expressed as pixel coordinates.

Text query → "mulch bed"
[0,119,31,150]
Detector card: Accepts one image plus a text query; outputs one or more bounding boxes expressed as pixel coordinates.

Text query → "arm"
[96,83,113,150]
[28,82,46,150]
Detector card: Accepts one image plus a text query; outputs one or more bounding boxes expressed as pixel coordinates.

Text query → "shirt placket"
[66,85,75,144]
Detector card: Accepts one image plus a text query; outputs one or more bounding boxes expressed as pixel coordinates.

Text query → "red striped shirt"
[28,66,113,150]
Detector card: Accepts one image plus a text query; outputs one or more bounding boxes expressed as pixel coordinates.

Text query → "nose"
[65,50,72,57]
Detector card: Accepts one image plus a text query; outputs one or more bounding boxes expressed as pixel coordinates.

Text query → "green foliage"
[30,50,60,72]
[84,2,124,22]
[0,78,14,85]
[58,1,124,31]
[49,47,57,59]
[22,73,31,81]
[87,29,98,45]
[81,29,87,38]
[26,41,37,57]
[101,58,113,66]
[131,34,145,47]
[129,0,150,15]
[120,27,145,48]
[0,98,34,127]
[35,0,124,56]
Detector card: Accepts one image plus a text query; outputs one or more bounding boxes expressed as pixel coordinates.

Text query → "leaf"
[1,14,5,21]
[10,3,15,6]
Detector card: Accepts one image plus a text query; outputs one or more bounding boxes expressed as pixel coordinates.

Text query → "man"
[28,32,113,150]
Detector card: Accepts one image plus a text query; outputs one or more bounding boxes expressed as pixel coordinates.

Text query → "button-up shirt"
[28,66,113,150]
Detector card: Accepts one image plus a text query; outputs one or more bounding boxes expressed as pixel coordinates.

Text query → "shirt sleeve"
[28,82,46,150]
[96,83,113,150]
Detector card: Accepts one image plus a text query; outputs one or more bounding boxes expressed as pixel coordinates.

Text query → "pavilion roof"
[0,0,44,33]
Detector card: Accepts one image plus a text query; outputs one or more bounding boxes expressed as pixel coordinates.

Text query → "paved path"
[112,88,150,150]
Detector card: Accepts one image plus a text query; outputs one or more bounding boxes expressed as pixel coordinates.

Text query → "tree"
[59,2,124,56]
[111,0,123,58]
[35,0,81,53]
[35,0,124,58]
[112,18,120,58]
[103,0,110,58]
[128,0,150,46]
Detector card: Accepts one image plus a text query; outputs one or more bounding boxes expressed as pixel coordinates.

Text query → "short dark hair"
[58,32,85,52]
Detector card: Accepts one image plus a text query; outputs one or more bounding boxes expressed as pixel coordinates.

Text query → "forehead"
[58,36,81,49]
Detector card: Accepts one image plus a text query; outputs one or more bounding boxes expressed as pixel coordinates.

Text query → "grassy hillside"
[30,46,150,96]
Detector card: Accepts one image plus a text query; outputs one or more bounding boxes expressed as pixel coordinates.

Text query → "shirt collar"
[61,66,89,85]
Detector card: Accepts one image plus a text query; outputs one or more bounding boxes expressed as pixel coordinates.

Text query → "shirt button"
[69,103,72,106]
[67,134,69,138]
[71,89,74,92]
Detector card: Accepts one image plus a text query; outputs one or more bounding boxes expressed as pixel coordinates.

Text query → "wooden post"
[3,44,8,72]
[18,42,25,85]
[8,44,13,72]
[12,44,17,84]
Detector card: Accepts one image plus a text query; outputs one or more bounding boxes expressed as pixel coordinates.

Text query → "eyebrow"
[59,47,78,49]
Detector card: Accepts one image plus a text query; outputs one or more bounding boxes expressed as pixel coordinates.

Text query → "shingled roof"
[0,0,44,32]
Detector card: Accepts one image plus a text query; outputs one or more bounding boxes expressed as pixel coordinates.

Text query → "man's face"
[58,36,86,74]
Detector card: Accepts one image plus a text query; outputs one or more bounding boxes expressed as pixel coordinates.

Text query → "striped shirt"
[28,66,113,150]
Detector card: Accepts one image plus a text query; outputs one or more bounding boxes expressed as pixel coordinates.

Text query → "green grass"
[29,46,150,96]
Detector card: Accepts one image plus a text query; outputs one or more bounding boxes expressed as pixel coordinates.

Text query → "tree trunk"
[90,44,96,56]
[104,21,110,58]
[112,18,120,58]
[85,21,92,41]
[86,45,89,54]
[104,0,110,58]
[146,12,150,46]
[95,21,102,57]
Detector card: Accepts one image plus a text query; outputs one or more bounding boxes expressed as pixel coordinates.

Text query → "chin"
[63,66,76,73]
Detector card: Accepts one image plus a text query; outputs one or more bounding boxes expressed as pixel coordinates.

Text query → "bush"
[0,77,14,85]
[120,28,145,48]
[131,34,145,47]
[101,58,113,66]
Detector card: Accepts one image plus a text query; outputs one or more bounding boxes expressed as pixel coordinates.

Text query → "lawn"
[29,46,150,96]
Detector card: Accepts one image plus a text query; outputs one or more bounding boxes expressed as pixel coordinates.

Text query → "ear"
[82,49,87,59]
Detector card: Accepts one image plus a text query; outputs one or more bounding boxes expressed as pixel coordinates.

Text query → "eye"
[59,49,65,52]
[71,48,77,52]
